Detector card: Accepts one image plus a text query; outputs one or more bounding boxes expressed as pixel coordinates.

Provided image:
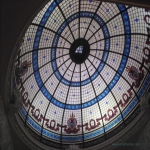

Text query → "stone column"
[135,92,150,150]
[136,120,150,150]
[0,95,14,150]
[66,144,81,150]
[140,92,150,113]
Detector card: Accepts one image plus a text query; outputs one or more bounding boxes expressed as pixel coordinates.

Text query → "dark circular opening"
[69,38,90,64]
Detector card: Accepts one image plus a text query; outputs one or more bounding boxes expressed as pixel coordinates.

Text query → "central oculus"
[69,38,90,64]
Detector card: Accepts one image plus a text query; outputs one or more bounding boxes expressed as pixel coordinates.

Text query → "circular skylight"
[14,0,150,149]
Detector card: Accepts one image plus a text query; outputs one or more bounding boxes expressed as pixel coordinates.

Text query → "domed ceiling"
[14,0,150,149]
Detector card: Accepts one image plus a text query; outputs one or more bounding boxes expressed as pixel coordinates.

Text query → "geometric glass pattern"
[13,0,150,147]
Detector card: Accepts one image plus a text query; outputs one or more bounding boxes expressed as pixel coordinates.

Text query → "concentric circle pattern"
[14,0,150,148]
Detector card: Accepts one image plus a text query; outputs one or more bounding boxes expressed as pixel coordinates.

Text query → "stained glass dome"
[14,0,150,149]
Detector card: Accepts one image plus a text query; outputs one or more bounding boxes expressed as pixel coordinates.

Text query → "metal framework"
[14,0,150,149]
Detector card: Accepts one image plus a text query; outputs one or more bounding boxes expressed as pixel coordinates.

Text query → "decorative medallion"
[65,113,79,134]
